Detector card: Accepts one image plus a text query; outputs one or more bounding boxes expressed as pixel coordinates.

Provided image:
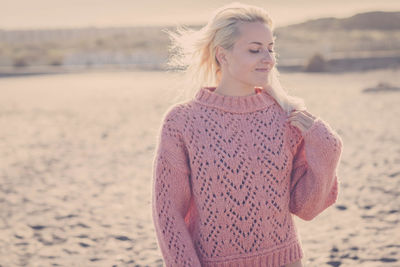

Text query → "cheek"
[231,53,257,73]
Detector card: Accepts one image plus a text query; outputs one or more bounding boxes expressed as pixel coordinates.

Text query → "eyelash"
[250,49,275,54]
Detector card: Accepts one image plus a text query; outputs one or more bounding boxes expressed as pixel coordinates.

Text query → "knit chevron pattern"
[152,87,343,267]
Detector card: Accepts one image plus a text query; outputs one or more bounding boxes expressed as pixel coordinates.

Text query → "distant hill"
[279,11,400,31]
[0,10,400,76]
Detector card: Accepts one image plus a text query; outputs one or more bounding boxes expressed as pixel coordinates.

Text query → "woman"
[152,2,343,267]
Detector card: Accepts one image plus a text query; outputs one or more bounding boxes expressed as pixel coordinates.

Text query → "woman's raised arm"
[288,118,343,221]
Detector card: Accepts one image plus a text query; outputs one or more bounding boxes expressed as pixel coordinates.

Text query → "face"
[216,21,276,89]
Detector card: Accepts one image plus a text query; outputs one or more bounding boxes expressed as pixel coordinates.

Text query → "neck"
[214,80,257,97]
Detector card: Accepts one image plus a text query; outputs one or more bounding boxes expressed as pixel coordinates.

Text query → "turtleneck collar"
[193,86,276,113]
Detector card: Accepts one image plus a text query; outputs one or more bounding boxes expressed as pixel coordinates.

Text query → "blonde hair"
[163,1,306,115]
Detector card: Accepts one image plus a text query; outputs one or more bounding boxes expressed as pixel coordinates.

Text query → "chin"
[254,78,269,86]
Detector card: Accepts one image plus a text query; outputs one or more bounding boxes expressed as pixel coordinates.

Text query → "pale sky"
[0,0,398,30]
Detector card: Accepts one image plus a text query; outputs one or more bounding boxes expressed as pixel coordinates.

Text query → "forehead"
[235,21,274,46]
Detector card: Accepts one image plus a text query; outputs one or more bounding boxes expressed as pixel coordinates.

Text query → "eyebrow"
[249,41,274,45]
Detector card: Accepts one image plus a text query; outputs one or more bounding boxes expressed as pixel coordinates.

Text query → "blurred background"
[1,0,400,74]
[0,0,399,266]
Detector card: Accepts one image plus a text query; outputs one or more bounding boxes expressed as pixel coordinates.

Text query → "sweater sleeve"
[288,117,343,221]
[151,106,201,267]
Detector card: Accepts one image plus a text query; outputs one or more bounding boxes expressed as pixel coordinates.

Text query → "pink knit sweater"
[152,86,343,267]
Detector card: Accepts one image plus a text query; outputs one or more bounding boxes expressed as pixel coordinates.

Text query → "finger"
[288,116,301,125]
[288,114,299,121]
[289,120,304,132]
[288,110,300,118]
[298,113,309,124]
[297,111,315,123]
[298,110,316,123]
[289,110,305,121]
[303,110,312,116]
[303,110,317,119]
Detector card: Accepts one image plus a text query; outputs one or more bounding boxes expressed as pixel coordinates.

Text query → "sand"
[0,68,399,266]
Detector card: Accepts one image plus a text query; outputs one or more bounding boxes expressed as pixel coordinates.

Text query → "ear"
[216,46,227,65]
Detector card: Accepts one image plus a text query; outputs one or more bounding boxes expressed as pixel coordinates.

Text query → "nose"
[262,50,275,64]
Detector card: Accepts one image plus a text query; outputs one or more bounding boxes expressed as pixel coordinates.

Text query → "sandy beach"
[0,69,399,266]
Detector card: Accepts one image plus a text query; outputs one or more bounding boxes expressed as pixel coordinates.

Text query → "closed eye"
[250,49,275,54]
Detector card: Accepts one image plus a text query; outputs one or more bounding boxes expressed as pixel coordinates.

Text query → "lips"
[256,68,270,72]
